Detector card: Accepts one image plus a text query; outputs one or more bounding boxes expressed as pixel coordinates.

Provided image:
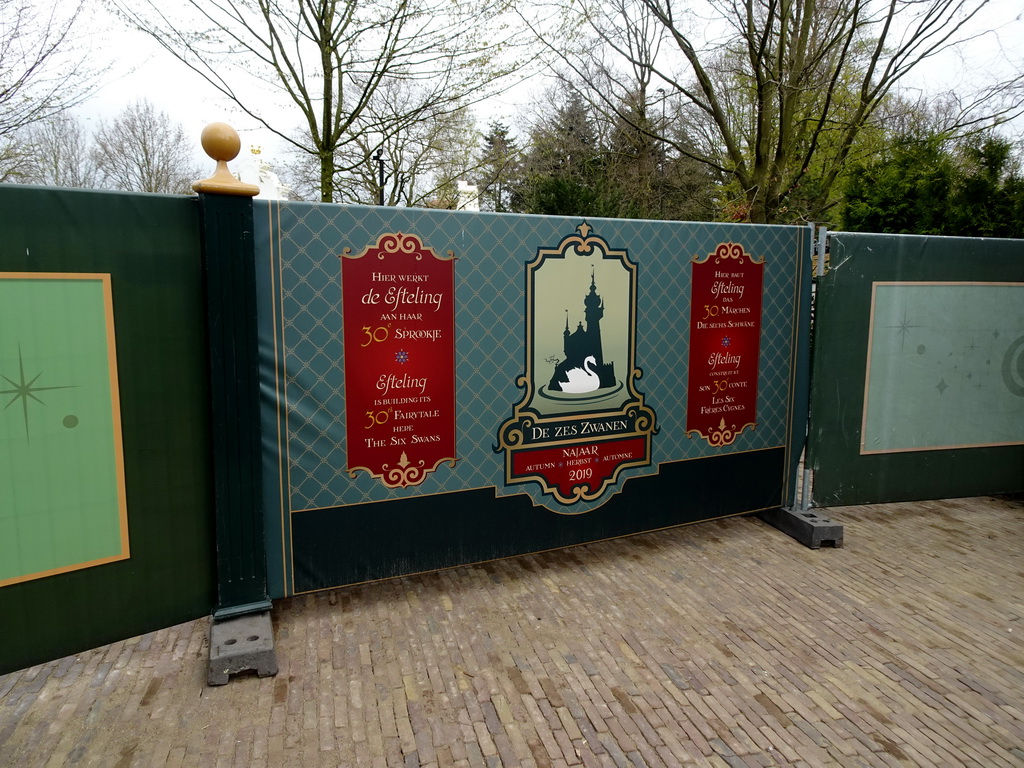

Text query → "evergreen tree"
[842,135,956,235]
[603,93,662,218]
[841,132,1024,237]
[602,91,717,221]
[948,137,1023,238]
[519,92,610,217]
[477,122,522,213]
[514,86,718,221]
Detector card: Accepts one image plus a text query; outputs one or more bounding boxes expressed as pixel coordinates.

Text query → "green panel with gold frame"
[0,273,128,587]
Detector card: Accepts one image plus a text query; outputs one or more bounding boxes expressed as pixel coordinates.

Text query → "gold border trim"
[692,242,765,265]
[347,455,459,489]
[686,420,758,448]
[507,434,654,510]
[341,232,455,263]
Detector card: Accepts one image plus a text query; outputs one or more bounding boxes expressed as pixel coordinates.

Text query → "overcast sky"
[76,0,1024,174]
[77,4,541,172]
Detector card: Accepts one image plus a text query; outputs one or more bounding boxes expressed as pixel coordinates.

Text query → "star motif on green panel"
[888,307,920,351]
[1,344,77,443]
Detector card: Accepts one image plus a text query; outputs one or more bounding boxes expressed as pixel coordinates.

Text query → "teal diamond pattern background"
[255,203,808,516]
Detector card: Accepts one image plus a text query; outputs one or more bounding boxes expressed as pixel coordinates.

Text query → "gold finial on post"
[192,123,260,196]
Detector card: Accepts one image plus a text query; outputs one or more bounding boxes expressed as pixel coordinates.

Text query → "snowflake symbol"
[395,350,409,364]
[722,336,731,347]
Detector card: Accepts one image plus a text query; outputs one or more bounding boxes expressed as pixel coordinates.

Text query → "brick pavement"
[1,494,1023,767]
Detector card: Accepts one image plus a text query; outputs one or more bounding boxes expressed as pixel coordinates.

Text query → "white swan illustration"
[558,355,600,394]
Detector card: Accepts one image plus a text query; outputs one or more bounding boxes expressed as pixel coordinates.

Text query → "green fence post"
[194,124,276,684]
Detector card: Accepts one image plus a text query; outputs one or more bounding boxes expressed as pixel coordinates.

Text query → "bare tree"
[0,132,31,182]
[528,0,1024,223]
[287,80,482,207]
[20,112,98,188]
[1,0,101,182]
[110,0,520,202]
[0,0,99,137]
[91,99,202,194]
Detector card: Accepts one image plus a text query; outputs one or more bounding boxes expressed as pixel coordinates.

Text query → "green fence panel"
[256,203,813,595]
[0,186,215,674]
[808,232,1024,506]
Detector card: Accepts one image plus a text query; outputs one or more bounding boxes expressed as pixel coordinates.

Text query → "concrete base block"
[207,611,278,686]
[757,507,844,549]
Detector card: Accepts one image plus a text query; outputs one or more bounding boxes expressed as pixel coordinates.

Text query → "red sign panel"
[341,233,457,487]
[687,243,764,447]
[510,436,649,501]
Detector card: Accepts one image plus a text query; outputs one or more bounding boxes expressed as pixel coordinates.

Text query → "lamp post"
[656,88,666,216]
[375,148,385,206]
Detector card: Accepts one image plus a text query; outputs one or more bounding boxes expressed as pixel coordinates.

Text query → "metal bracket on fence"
[816,226,828,277]
[761,224,836,546]
[800,465,812,511]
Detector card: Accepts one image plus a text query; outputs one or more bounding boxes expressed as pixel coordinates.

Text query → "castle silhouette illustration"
[548,269,617,392]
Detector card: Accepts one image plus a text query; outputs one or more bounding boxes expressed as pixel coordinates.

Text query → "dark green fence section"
[808,232,1024,506]
[197,193,270,618]
[0,187,215,674]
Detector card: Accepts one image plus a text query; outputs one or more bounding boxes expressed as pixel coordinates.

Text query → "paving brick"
[4,496,1024,767]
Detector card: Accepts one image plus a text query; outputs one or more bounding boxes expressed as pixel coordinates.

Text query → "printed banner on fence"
[495,222,658,506]
[687,243,764,447]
